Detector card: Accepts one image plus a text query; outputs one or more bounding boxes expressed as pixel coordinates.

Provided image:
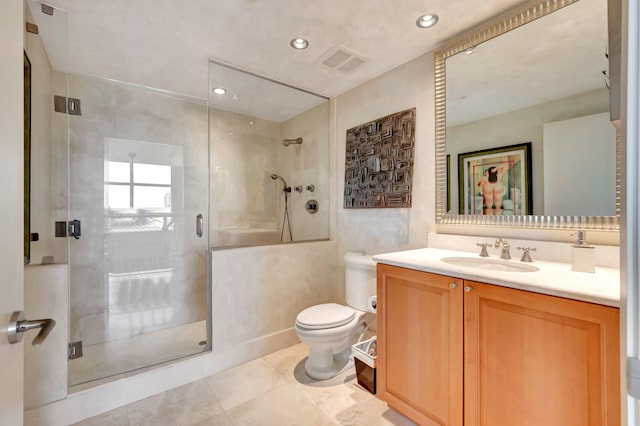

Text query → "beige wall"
[334,52,436,301]
[280,102,330,241]
[210,240,337,351]
[209,108,280,245]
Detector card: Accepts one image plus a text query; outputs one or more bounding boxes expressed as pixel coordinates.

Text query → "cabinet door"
[464,281,620,426]
[377,264,463,426]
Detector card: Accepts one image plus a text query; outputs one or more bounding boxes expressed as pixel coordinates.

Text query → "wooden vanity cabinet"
[376,264,464,426]
[464,280,620,426]
[376,264,620,426]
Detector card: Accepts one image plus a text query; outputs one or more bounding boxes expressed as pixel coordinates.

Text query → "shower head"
[282,137,303,147]
[270,173,291,192]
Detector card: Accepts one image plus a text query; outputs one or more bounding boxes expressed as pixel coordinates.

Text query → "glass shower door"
[66,77,210,386]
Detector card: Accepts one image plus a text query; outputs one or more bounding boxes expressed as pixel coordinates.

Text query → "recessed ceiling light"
[290,37,309,50]
[416,13,439,28]
[213,87,226,95]
[465,46,476,55]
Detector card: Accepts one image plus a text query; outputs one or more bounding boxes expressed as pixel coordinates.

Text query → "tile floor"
[72,343,417,426]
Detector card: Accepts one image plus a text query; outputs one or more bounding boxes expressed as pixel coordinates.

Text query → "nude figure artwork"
[477,165,506,215]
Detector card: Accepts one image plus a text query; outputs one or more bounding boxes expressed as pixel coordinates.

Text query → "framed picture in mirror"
[458,142,532,216]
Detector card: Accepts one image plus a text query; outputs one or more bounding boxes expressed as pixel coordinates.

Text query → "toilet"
[295,252,376,380]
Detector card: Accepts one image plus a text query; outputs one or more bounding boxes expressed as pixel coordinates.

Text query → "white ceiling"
[29,0,532,121]
[446,0,608,126]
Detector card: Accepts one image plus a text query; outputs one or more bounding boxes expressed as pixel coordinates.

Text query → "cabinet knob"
[464,286,473,292]
[449,283,458,289]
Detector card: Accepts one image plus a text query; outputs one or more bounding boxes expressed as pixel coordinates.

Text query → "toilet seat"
[296,303,355,330]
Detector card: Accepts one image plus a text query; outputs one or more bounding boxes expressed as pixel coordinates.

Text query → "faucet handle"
[476,243,490,257]
[517,246,537,262]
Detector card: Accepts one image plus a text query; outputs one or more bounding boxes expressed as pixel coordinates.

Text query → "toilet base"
[304,346,354,380]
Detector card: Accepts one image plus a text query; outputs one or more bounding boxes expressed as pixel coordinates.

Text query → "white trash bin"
[352,336,377,394]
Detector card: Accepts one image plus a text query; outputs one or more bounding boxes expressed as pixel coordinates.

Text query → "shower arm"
[282,137,303,147]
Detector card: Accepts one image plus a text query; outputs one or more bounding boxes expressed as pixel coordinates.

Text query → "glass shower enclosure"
[208,60,330,247]
[64,77,211,386]
[25,1,210,388]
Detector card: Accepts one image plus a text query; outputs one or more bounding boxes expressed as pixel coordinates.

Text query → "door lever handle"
[7,311,56,346]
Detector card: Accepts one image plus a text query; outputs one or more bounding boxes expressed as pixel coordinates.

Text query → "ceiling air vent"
[320,46,367,73]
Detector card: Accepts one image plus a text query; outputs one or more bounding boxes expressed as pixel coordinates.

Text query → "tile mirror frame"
[434,0,620,230]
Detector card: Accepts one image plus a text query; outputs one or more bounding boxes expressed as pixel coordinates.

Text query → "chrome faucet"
[495,238,511,260]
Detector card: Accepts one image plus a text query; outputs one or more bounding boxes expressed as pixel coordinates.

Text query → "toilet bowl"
[295,252,376,380]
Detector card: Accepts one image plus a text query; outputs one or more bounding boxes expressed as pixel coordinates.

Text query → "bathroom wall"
[447,88,611,215]
[279,103,330,242]
[209,108,280,246]
[210,240,337,350]
[542,112,616,216]
[24,264,68,409]
[334,52,435,301]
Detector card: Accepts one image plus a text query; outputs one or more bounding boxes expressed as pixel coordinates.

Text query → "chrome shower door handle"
[196,213,203,238]
[7,311,56,346]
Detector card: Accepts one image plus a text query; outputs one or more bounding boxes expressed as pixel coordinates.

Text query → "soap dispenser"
[571,230,595,273]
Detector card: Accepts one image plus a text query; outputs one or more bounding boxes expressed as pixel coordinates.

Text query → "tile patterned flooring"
[73,343,417,426]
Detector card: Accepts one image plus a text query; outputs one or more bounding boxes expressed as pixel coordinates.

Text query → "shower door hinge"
[53,95,82,116]
[68,341,83,360]
[41,4,54,16]
[26,22,39,34]
[55,220,82,239]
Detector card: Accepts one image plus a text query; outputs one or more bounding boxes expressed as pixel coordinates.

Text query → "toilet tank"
[344,252,377,311]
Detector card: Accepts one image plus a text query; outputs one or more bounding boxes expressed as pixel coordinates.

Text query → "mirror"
[435,0,619,230]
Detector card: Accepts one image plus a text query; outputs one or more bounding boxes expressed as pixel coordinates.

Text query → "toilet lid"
[296,303,356,329]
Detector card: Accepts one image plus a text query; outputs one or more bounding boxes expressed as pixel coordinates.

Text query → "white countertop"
[373,247,620,307]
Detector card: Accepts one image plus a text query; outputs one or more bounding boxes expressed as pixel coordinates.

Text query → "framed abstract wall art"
[344,108,415,208]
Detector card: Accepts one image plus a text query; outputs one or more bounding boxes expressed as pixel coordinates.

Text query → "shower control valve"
[306,184,315,192]
[294,186,303,193]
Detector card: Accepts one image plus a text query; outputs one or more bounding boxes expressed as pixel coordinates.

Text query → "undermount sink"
[440,256,540,273]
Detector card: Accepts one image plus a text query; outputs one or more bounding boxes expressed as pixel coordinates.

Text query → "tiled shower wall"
[279,102,330,242]
[209,102,330,247]
[209,108,280,246]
